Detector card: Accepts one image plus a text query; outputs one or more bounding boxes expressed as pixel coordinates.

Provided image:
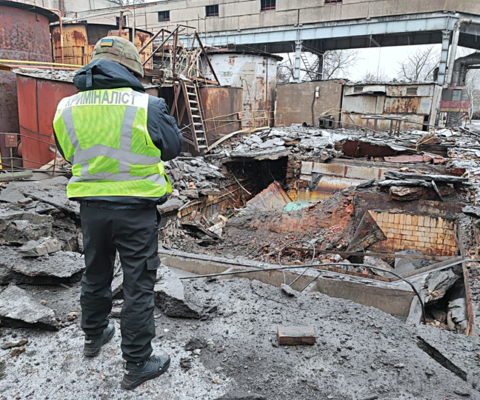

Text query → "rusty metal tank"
[0,1,57,168]
[16,73,78,169]
[202,50,282,128]
[51,23,153,70]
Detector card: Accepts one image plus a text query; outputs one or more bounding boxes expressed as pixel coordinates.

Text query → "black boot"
[84,323,115,357]
[121,354,171,390]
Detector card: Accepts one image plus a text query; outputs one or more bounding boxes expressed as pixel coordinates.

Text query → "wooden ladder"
[183,81,208,153]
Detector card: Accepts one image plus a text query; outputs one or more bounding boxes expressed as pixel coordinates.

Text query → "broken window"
[406,87,418,95]
[158,11,170,22]
[206,5,219,17]
[354,86,364,93]
[261,0,276,11]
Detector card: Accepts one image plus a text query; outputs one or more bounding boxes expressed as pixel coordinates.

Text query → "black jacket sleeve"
[147,96,183,161]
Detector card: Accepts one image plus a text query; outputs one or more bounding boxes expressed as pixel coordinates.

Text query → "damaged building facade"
[2,0,480,399]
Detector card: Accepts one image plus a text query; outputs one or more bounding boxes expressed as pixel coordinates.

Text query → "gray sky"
[348,45,439,81]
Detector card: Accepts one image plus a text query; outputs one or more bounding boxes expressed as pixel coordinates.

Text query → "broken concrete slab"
[18,237,62,257]
[0,204,53,245]
[15,177,80,216]
[154,266,203,319]
[0,284,58,330]
[364,255,393,277]
[394,250,424,275]
[425,269,460,303]
[158,197,185,214]
[0,246,84,285]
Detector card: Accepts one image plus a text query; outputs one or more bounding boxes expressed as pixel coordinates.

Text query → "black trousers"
[79,204,160,363]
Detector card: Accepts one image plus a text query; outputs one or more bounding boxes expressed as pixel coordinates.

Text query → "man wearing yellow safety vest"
[53,36,183,390]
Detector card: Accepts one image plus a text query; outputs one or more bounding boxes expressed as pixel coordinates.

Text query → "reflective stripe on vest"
[53,88,171,198]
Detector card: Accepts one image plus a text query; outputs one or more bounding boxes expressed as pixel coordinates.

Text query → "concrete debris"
[18,237,62,257]
[10,347,26,357]
[0,204,53,245]
[363,255,393,277]
[425,270,460,303]
[184,337,208,351]
[215,393,266,400]
[280,283,298,297]
[0,284,58,330]
[0,246,84,284]
[394,250,424,275]
[154,266,203,319]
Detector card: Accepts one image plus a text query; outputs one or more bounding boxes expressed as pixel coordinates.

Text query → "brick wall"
[368,210,458,256]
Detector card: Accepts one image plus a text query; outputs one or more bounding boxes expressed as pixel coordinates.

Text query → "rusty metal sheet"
[342,140,414,158]
[384,97,430,114]
[297,176,364,201]
[203,52,279,128]
[0,2,55,167]
[16,74,78,168]
[198,86,243,144]
[247,182,292,211]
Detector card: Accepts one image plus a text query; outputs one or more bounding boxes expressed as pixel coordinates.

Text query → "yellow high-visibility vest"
[53,88,171,199]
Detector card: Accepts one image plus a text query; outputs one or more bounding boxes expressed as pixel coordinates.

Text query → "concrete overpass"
[69,0,480,84]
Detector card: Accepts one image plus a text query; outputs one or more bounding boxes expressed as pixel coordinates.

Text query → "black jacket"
[54,59,183,209]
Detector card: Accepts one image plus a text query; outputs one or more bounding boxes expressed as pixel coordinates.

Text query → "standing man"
[53,36,183,390]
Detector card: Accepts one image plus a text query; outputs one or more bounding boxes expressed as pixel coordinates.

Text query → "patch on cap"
[100,39,114,47]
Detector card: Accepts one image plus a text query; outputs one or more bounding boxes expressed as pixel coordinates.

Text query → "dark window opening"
[206,5,219,17]
[407,87,418,95]
[261,0,276,11]
[354,86,364,93]
[325,0,343,4]
[158,11,170,22]
[116,16,127,27]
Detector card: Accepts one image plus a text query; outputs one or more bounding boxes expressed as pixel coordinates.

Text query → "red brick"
[277,327,316,346]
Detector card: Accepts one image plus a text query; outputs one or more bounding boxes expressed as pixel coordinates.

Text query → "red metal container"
[0,1,57,167]
[16,74,78,169]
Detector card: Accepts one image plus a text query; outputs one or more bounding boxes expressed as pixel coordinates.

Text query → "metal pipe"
[118,10,124,35]
[48,8,64,64]
[446,17,480,86]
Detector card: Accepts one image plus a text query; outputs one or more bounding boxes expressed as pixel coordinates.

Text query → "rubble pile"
[2,122,480,398]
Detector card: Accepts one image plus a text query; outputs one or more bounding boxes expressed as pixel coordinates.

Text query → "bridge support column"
[438,30,451,85]
[294,39,302,82]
